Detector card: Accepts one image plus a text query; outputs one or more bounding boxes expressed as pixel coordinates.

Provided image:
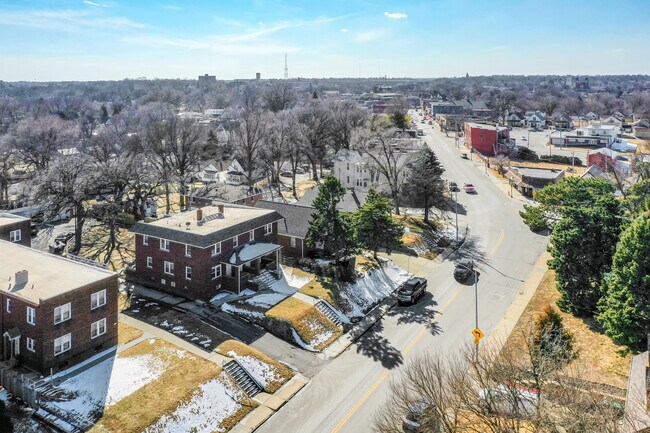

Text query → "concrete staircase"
[223,360,263,397]
[250,270,277,291]
[315,301,342,327]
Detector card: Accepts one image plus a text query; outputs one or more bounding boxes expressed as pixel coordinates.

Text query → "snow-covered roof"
[223,242,281,265]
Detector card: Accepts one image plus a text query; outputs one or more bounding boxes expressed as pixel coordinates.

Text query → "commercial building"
[549,126,617,148]
[505,167,565,197]
[0,241,118,374]
[464,123,510,156]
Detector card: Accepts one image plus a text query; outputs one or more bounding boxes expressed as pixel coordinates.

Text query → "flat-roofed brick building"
[0,213,31,247]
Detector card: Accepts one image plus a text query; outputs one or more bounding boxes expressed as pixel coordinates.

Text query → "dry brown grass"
[90,339,223,433]
[503,270,632,389]
[117,322,144,346]
[266,297,342,351]
[77,225,135,272]
[216,340,293,393]
[298,276,345,310]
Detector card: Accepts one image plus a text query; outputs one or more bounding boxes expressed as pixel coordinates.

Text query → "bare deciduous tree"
[263,81,297,113]
[232,108,268,193]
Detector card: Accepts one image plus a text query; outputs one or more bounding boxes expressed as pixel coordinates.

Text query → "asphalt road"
[257,114,549,433]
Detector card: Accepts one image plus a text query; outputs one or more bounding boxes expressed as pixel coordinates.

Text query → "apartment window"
[54,334,71,355]
[142,235,149,245]
[26,306,35,325]
[211,242,221,257]
[249,230,255,241]
[290,237,297,248]
[265,224,272,235]
[146,256,153,268]
[91,318,107,339]
[346,163,350,170]
[185,244,192,257]
[211,265,221,280]
[26,337,35,352]
[91,289,107,310]
[54,303,72,324]
[6,299,11,313]
[164,261,174,276]
[232,236,238,247]
[347,176,350,184]
[160,238,170,252]
[9,229,21,243]
[185,266,192,281]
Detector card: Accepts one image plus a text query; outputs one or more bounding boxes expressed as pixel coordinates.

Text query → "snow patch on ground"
[143,375,243,433]
[339,260,411,318]
[221,302,265,320]
[291,328,317,352]
[305,320,334,349]
[227,352,281,389]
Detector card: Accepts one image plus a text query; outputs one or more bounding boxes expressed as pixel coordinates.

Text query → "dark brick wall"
[276,234,306,258]
[133,222,278,300]
[0,219,31,247]
[0,274,118,375]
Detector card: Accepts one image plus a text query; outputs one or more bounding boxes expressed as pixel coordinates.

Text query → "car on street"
[520,136,527,141]
[401,399,439,433]
[449,181,460,192]
[454,258,474,281]
[463,183,476,194]
[280,171,293,177]
[428,120,433,125]
[396,277,427,305]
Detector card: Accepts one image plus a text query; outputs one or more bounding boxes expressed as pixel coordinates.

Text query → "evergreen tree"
[404,145,445,223]
[390,110,408,130]
[548,196,622,315]
[306,176,358,263]
[354,189,405,259]
[533,306,576,367]
[99,104,109,124]
[597,212,650,352]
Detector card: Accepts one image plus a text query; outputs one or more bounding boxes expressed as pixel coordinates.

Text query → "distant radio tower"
[284,53,289,79]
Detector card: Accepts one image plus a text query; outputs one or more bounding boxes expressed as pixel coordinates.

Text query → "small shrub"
[539,155,582,166]
[533,306,576,367]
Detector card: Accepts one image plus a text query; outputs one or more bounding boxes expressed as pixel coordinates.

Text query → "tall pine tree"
[404,145,445,222]
[597,212,650,352]
[306,176,358,263]
[354,189,405,259]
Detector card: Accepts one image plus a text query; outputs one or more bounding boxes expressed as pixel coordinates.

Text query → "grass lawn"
[266,297,342,351]
[89,339,225,433]
[216,340,294,393]
[298,275,344,310]
[77,225,135,272]
[503,269,632,390]
[117,322,144,345]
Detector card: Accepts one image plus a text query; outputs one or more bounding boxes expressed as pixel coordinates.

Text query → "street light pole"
[457,261,480,358]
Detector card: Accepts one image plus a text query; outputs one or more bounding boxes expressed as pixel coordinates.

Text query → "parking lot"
[507,127,593,162]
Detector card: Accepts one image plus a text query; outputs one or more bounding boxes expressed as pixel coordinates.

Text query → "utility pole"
[454,190,459,242]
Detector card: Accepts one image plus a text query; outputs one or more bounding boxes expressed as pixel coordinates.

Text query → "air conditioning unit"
[170,282,176,288]
[161,279,166,285]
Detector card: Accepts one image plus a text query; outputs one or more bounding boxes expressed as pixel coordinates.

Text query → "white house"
[332,149,375,191]
[525,111,547,129]
[226,159,246,185]
[585,112,599,122]
[600,115,623,131]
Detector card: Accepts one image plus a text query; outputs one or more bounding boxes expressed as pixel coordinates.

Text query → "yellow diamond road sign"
[472,328,484,341]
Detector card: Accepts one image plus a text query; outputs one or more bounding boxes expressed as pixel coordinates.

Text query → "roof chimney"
[196,208,203,221]
[218,204,224,215]
[15,270,28,286]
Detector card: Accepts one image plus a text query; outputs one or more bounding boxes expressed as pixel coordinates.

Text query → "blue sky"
[0,0,648,81]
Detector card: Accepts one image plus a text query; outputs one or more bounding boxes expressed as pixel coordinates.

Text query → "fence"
[0,366,39,408]
[66,253,109,269]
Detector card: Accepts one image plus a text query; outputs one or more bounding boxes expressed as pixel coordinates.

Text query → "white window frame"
[9,229,21,243]
[265,224,272,235]
[185,244,192,257]
[26,337,35,352]
[211,265,221,280]
[164,261,174,276]
[91,289,107,310]
[232,236,238,247]
[142,235,149,245]
[160,238,170,252]
[211,242,221,257]
[290,237,297,248]
[6,298,11,313]
[54,333,71,356]
[26,306,35,325]
[54,303,72,324]
[185,266,192,281]
[146,256,153,268]
[249,230,255,241]
[91,318,107,339]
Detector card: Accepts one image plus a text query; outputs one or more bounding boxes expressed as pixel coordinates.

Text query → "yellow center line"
[329,229,506,433]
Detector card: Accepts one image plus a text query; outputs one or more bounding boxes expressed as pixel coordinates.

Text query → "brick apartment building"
[464,122,511,156]
[0,213,31,247]
[129,203,284,300]
[0,241,118,374]
[255,200,315,259]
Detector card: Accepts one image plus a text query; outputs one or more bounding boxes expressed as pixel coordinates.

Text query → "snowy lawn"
[216,340,293,393]
[84,340,223,433]
[266,297,342,352]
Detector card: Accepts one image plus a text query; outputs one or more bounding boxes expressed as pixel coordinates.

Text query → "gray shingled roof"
[130,209,284,248]
[300,187,367,213]
[255,200,316,239]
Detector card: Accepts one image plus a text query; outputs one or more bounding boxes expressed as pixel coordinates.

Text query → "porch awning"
[222,242,281,266]
[3,327,20,340]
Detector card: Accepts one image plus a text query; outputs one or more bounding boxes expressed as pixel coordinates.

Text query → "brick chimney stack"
[196,208,203,221]
[218,204,224,214]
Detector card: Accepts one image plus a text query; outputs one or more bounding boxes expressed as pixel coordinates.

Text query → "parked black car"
[402,399,440,433]
[453,259,474,281]
[397,277,427,305]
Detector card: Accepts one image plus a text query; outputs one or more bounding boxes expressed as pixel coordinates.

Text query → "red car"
[463,183,476,194]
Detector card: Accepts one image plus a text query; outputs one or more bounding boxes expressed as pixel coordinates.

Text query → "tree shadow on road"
[387,294,443,335]
[355,318,403,370]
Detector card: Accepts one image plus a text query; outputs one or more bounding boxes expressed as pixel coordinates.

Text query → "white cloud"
[384,12,407,19]
[0,9,149,31]
[340,28,348,33]
[83,1,109,7]
[355,30,383,42]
